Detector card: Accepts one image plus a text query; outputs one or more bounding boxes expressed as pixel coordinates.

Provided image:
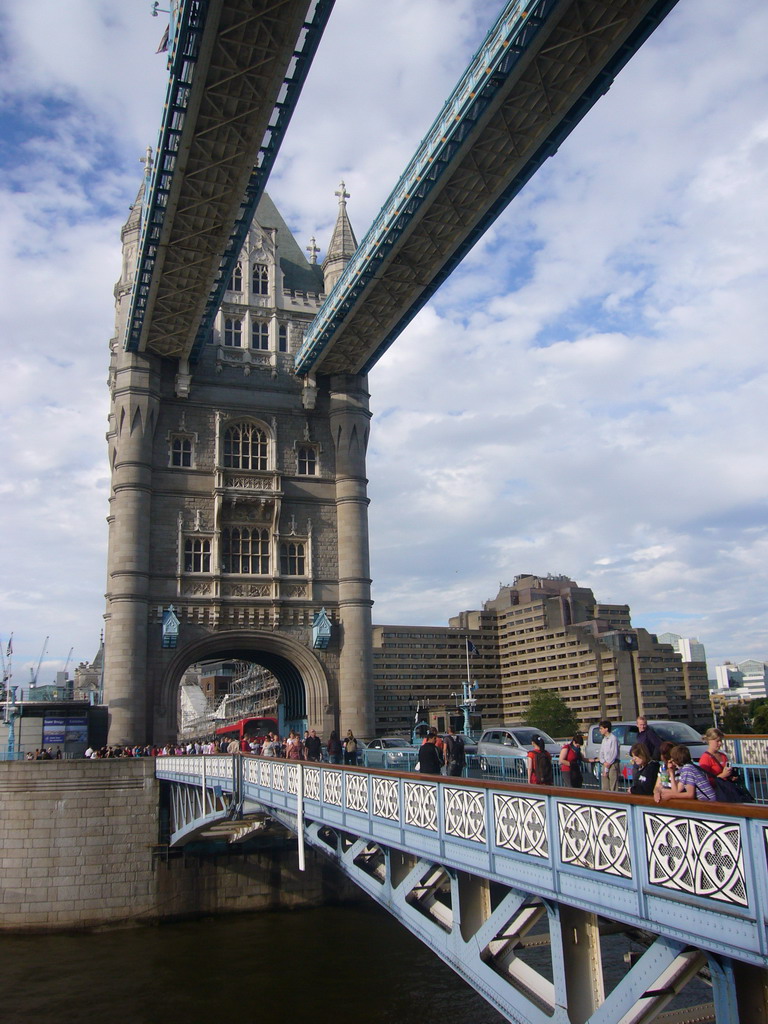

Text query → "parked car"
[583,720,707,762]
[476,726,560,760]
[362,736,417,770]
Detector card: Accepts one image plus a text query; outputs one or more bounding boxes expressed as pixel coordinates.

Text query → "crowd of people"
[584,717,751,802]
[81,729,363,764]
[76,716,750,803]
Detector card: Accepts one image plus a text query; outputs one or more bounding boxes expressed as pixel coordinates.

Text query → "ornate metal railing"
[157,755,768,964]
[157,755,768,1021]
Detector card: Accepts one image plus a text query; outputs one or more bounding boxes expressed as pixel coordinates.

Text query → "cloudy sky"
[1,0,766,689]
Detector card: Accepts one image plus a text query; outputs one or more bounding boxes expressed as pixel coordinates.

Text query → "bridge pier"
[329,373,375,739]
[554,906,604,1024]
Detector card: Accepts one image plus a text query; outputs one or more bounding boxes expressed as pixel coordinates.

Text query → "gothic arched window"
[223,423,268,470]
[278,324,288,352]
[228,262,242,291]
[223,527,269,574]
[253,263,268,295]
[224,317,242,347]
[251,320,269,350]
[280,542,305,576]
[184,537,211,573]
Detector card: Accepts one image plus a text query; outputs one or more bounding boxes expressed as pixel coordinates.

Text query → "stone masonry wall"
[0,760,359,932]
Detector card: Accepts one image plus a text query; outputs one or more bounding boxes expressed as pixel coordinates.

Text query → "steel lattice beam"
[125,0,334,361]
[295,0,680,376]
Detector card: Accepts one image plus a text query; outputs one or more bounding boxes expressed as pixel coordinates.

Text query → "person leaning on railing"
[699,727,733,780]
[653,744,716,802]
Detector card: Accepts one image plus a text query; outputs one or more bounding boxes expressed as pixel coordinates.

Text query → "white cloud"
[0,0,766,690]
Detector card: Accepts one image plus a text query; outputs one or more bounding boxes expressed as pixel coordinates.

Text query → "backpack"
[448,734,465,764]
[534,749,553,786]
[699,755,754,803]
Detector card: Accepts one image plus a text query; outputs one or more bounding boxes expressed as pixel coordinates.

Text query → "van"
[583,720,707,763]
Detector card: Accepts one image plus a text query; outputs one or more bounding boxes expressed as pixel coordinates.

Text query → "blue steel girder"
[157,757,768,1023]
[294,0,681,377]
[125,0,334,362]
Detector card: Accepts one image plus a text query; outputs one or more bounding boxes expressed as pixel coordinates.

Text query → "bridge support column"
[329,373,374,738]
[734,960,768,1023]
[103,351,161,744]
[553,906,604,1024]
[456,871,491,943]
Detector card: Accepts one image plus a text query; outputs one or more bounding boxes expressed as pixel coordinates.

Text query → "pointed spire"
[322,180,358,292]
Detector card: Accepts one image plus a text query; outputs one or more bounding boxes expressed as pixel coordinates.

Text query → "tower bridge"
[158,755,768,1023]
[104,0,687,750]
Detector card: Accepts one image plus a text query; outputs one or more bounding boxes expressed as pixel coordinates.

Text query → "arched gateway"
[162,630,331,740]
[103,187,374,744]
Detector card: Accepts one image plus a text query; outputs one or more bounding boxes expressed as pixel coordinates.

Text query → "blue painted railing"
[157,755,768,968]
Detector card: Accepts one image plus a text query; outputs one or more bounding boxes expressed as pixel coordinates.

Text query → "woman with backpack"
[343,730,358,765]
[527,735,553,786]
[559,733,584,787]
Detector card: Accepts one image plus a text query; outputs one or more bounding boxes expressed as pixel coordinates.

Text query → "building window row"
[169,424,319,477]
[226,262,269,295]
[184,532,307,577]
[222,315,290,351]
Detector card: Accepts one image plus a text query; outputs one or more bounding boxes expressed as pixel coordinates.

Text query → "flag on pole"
[466,638,479,657]
[5,636,12,658]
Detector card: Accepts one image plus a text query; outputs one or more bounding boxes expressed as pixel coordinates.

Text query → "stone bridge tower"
[104,185,374,744]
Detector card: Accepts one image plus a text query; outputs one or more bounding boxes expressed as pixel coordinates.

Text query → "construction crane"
[30,636,49,685]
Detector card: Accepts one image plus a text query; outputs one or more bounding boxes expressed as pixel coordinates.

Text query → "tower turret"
[322,181,358,292]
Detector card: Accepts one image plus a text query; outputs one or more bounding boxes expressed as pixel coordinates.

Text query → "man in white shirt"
[596,720,619,791]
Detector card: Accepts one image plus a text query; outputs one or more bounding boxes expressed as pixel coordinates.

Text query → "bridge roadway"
[157,755,768,1024]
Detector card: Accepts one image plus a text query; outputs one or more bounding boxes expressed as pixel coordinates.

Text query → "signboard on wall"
[43,716,88,745]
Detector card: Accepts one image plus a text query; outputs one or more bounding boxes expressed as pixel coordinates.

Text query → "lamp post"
[4,686,19,759]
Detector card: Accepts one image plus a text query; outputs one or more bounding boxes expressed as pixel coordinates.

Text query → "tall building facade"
[371,575,713,735]
[715,660,768,702]
[103,184,375,744]
[657,632,707,665]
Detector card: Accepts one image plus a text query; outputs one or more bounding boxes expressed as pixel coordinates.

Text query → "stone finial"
[306,236,320,264]
[335,180,350,206]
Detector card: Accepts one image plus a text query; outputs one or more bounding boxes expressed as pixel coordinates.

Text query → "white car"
[476,726,560,760]
[362,736,417,769]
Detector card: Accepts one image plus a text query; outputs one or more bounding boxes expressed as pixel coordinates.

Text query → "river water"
[0,903,505,1024]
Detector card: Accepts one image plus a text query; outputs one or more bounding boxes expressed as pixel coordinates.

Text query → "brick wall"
[0,760,358,932]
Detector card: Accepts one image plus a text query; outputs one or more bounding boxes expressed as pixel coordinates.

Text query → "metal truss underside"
[125,0,333,362]
[294,818,757,1024]
[168,778,240,842]
[295,0,680,377]
[158,757,768,1023]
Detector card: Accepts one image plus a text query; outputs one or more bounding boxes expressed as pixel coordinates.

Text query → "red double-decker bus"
[215,716,278,747]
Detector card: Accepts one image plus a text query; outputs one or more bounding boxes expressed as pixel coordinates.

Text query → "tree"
[720,704,752,735]
[524,690,579,739]
[750,704,768,735]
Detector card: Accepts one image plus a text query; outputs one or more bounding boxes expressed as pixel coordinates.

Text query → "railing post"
[297,761,306,872]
